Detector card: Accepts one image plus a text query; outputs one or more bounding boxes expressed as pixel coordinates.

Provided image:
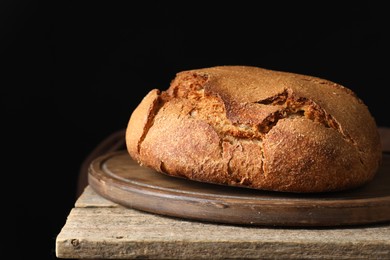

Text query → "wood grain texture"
[56,186,390,259]
[88,151,390,227]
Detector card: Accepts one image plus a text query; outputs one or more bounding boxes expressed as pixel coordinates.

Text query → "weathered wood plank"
[75,185,119,208]
[56,187,390,259]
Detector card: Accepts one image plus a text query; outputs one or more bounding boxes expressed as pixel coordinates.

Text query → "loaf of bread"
[125,66,382,193]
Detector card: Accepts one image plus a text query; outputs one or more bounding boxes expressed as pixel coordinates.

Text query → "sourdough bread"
[126,66,382,192]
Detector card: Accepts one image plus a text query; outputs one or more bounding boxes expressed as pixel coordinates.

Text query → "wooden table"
[56,185,390,259]
[56,127,390,259]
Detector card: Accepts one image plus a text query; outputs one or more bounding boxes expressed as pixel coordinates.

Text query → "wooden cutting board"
[88,150,390,227]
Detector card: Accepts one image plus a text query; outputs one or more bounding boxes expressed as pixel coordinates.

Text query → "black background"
[2,1,389,259]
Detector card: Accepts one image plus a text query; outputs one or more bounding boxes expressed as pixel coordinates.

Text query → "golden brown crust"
[125,65,382,193]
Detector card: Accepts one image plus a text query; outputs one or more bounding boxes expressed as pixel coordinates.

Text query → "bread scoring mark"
[136,73,207,155]
[167,72,207,99]
[255,88,355,145]
[255,89,289,105]
[136,92,166,154]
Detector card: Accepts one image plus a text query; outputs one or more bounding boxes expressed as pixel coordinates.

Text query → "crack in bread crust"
[257,89,355,146]
[136,92,165,154]
[167,75,353,146]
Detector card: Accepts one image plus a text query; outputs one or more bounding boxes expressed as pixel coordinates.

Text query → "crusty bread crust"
[125,66,382,192]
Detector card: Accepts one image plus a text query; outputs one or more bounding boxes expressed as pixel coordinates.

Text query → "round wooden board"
[88,150,390,227]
